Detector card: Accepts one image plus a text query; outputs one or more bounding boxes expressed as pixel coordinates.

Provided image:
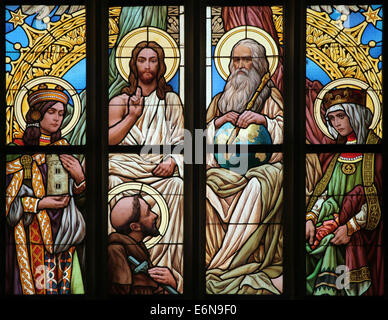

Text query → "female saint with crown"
[5,83,86,295]
[305,85,383,296]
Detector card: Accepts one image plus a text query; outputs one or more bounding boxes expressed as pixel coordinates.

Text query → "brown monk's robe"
[108,232,165,294]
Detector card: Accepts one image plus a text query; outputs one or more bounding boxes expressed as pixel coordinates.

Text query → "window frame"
[0,0,385,301]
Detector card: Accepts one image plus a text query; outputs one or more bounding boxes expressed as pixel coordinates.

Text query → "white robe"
[205,88,284,293]
[108,90,185,293]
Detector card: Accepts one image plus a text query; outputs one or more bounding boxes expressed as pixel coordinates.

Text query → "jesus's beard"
[218,66,262,114]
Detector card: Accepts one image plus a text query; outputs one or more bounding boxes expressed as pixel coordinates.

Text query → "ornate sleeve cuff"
[73,180,86,194]
[306,211,318,224]
[346,217,361,236]
[21,196,39,213]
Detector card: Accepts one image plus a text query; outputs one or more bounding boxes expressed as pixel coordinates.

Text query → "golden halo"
[108,182,169,249]
[115,26,180,83]
[313,78,381,140]
[214,26,279,80]
[14,76,81,136]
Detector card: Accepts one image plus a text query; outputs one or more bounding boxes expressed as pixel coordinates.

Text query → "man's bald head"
[111,195,141,235]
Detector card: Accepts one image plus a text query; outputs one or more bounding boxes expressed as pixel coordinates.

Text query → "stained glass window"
[1,2,386,302]
[305,5,383,296]
[108,6,184,146]
[205,6,284,295]
[5,5,87,146]
[306,152,383,295]
[107,6,185,295]
[206,152,283,294]
[4,5,87,295]
[306,5,383,145]
[5,152,87,294]
[206,5,284,145]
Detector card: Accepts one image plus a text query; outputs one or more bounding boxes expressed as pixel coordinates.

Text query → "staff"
[226,72,271,145]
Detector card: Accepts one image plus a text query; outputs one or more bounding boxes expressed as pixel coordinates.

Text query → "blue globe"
[214,122,272,175]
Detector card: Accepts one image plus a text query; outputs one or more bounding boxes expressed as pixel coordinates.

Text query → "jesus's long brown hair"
[121,41,172,100]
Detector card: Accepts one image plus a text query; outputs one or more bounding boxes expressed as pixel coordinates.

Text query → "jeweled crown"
[322,88,366,110]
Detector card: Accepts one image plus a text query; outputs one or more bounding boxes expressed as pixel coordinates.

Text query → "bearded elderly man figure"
[205,38,285,295]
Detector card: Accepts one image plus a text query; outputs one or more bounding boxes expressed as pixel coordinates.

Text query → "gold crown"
[323,88,366,110]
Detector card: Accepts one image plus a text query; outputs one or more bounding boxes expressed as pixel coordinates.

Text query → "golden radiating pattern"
[6,6,86,144]
[306,6,382,137]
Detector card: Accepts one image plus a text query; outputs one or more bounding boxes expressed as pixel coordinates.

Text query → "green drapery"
[306,160,363,295]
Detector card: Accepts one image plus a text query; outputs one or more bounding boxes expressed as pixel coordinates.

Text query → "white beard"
[218,67,262,114]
